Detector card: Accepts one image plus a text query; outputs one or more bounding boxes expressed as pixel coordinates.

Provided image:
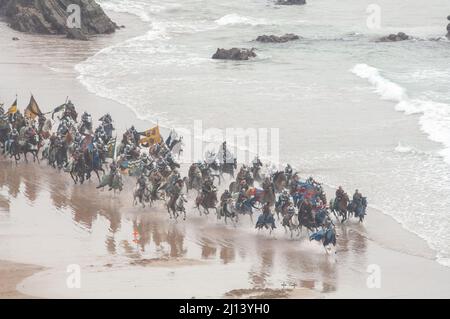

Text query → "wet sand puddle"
[0,160,370,298]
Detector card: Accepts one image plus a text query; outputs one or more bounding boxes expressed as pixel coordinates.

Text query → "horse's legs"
[35,151,40,163]
[70,171,77,184]
[95,170,101,183]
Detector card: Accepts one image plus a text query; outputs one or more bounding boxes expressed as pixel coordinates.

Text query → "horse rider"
[136,174,148,198]
[262,176,272,191]
[258,203,276,229]
[282,203,296,227]
[289,173,300,192]
[6,127,19,153]
[99,113,113,125]
[37,114,46,133]
[24,124,35,140]
[236,165,247,182]
[276,190,290,211]
[221,141,227,164]
[220,190,232,207]
[201,176,215,199]
[239,179,249,193]
[353,189,362,202]
[62,100,77,121]
[129,126,141,145]
[107,161,119,189]
[285,164,293,176]
[168,178,184,211]
[336,186,345,200]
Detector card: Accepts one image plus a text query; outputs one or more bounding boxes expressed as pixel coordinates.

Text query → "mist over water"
[76,0,450,266]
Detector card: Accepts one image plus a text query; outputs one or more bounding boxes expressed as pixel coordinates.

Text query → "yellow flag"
[140,125,162,146]
[24,95,42,120]
[7,98,18,114]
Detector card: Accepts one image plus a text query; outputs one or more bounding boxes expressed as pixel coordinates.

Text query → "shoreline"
[1,10,450,298]
[0,260,44,299]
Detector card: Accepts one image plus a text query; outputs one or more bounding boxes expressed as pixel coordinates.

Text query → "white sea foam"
[394,143,416,154]
[97,0,153,22]
[352,64,450,165]
[215,14,269,26]
[353,64,450,267]
[351,64,406,102]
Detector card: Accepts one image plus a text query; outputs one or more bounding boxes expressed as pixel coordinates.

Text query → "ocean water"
[76,0,450,266]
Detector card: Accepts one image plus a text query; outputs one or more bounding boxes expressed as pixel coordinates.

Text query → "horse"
[275,198,291,220]
[220,158,237,179]
[83,146,104,183]
[9,134,40,163]
[98,173,123,194]
[78,115,93,135]
[272,171,287,193]
[0,119,10,154]
[297,200,317,233]
[195,189,218,216]
[310,227,337,254]
[69,155,86,185]
[134,186,150,208]
[187,165,203,193]
[348,197,367,223]
[167,193,188,221]
[330,193,350,223]
[255,212,276,235]
[251,163,263,184]
[282,211,300,239]
[218,198,239,225]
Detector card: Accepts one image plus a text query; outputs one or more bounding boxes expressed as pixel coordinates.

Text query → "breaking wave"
[352,64,450,165]
[215,13,269,26]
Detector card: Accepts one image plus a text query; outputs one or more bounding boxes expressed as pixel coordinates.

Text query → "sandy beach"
[1,9,450,299]
[0,260,43,298]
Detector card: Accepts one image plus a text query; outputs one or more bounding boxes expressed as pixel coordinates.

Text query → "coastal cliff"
[0,0,117,39]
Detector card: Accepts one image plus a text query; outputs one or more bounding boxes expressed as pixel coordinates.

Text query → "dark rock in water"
[66,28,88,41]
[212,48,257,61]
[276,0,306,5]
[0,0,117,40]
[256,33,300,43]
[11,36,19,40]
[378,32,412,42]
[447,15,450,39]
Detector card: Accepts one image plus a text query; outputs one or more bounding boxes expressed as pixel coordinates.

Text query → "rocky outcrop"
[276,0,306,5]
[447,15,450,39]
[212,48,257,60]
[0,0,117,40]
[256,33,300,43]
[378,32,412,42]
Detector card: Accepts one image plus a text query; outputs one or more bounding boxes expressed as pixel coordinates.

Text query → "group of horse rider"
[1,96,367,248]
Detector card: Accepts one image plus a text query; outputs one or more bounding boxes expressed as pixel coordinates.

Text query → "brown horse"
[330,193,350,223]
[196,189,218,216]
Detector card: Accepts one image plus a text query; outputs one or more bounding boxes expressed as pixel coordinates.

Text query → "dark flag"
[24,95,43,120]
[51,104,66,119]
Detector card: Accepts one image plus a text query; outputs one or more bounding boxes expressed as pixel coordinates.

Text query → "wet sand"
[0,260,43,299]
[1,160,450,298]
[1,11,450,299]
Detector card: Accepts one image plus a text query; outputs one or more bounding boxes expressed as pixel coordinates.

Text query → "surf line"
[179,303,214,317]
